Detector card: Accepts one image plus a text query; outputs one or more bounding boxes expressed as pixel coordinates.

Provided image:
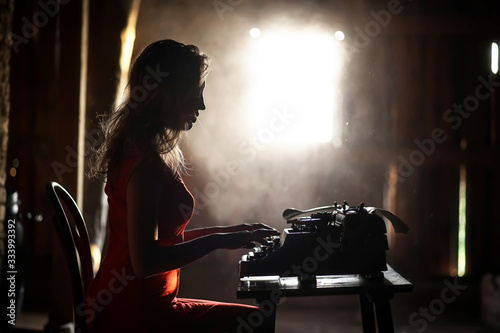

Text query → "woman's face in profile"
[179,80,206,131]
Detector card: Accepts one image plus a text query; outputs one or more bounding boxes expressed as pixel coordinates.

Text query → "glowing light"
[249,28,261,38]
[334,31,345,41]
[115,0,141,107]
[248,28,344,143]
[457,164,467,277]
[90,243,102,274]
[77,0,89,210]
[492,42,499,74]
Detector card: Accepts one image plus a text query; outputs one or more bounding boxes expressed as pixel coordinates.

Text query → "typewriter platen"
[238,202,409,280]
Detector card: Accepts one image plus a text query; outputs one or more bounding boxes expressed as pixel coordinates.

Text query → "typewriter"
[238,202,409,281]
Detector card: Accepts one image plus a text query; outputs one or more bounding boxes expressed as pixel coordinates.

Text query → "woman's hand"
[217,229,280,250]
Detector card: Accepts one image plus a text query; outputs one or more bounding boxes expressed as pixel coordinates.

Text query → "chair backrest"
[46,181,94,333]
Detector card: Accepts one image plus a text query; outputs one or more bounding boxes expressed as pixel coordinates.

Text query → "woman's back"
[86,155,194,332]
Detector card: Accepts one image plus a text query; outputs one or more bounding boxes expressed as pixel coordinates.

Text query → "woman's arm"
[127,161,278,278]
[184,223,275,242]
[183,227,222,242]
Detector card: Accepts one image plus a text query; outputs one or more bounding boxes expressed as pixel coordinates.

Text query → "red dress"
[85,156,260,332]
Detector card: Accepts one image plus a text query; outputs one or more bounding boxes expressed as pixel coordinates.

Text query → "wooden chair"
[46,182,94,333]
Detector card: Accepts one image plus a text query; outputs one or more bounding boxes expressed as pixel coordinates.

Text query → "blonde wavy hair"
[88,39,209,181]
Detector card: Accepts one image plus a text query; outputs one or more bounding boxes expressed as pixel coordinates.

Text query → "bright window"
[248,28,344,145]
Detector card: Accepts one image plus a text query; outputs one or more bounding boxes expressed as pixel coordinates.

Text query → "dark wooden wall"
[7,0,132,321]
[9,1,83,312]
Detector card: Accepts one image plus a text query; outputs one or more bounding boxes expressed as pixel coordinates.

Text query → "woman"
[87,39,278,332]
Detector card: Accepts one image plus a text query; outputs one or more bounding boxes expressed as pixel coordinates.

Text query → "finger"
[240,223,271,232]
[247,232,279,245]
[253,223,275,230]
[257,237,272,244]
[242,242,255,249]
[254,228,280,236]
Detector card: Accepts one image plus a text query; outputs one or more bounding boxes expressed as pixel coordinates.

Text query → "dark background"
[3,0,500,331]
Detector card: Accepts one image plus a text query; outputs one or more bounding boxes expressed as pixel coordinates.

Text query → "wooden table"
[237,266,412,332]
